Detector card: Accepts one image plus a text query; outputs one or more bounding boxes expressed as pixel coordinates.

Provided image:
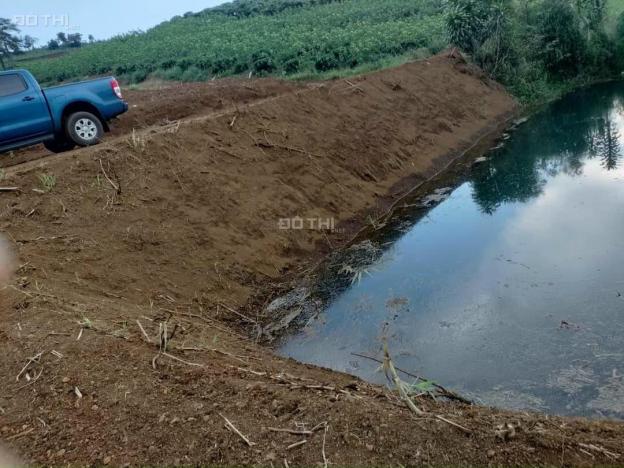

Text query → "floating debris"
[588,373,624,415]
[547,366,595,394]
[480,387,547,412]
[421,187,452,207]
[266,287,310,313]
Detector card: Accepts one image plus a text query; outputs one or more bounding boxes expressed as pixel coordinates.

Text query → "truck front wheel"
[66,111,104,147]
[44,138,76,154]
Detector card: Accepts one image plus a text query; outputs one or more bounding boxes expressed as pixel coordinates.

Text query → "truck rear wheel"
[66,111,104,147]
[44,138,76,154]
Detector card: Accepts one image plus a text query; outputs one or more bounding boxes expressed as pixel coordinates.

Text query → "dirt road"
[1,53,623,466]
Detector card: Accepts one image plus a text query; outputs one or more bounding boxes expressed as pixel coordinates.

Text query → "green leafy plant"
[38,173,57,192]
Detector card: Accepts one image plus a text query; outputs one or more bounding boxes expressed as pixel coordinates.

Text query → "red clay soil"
[1,77,303,168]
[1,53,623,466]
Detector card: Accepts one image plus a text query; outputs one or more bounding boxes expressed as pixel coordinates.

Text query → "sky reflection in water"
[279,82,624,418]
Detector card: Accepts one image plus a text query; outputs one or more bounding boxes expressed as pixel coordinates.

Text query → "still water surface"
[279,82,624,419]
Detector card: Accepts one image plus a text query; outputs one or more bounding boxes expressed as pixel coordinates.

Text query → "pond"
[278,81,624,419]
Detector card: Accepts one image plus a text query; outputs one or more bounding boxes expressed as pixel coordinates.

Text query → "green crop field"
[24,0,447,86]
[13,0,624,105]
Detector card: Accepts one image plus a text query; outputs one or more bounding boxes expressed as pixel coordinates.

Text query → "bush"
[585,29,616,74]
[129,69,148,83]
[446,0,496,54]
[446,0,516,79]
[251,50,276,74]
[537,0,586,76]
[153,66,184,81]
[181,66,209,82]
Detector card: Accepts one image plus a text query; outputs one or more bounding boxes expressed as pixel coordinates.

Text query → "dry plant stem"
[383,341,424,415]
[161,352,203,367]
[16,352,43,381]
[351,351,472,404]
[99,159,120,193]
[578,443,620,460]
[382,341,473,433]
[435,415,471,435]
[136,320,152,343]
[220,413,256,447]
[6,427,34,441]
[322,423,329,468]
[287,440,307,450]
[218,302,258,325]
[269,428,313,436]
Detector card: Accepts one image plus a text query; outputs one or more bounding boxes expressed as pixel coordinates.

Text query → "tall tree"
[595,116,621,170]
[575,0,607,36]
[23,35,37,51]
[56,32,67,46]
[0,18,22,69]
[66,33,82,48]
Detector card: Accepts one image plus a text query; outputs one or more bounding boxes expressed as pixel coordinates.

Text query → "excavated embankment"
[2,54,622,466]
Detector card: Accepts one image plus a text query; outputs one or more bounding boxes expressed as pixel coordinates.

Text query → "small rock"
[62,377,70,383]
[487,449,495,458]
[103,456,111,465]
[366,444,374,451]
[56,449,66,457]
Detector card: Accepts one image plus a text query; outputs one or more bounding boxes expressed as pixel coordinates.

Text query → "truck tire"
[44,138,76,154]
[66,111,104,147]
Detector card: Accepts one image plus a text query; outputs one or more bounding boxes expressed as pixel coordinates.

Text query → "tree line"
[0,16,96,69]
[2,0,623,100]
[445,0,624,100]
[47,32,96,50]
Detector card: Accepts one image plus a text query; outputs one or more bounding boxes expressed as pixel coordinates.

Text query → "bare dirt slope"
[1,54,623,466]
[1,77,303,168]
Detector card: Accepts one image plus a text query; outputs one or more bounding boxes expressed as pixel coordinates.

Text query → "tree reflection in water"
[471,81,624,215]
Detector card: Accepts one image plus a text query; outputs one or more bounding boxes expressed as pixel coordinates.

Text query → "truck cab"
[0,69,128,154]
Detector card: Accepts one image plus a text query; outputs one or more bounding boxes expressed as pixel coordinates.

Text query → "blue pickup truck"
[0,69,128,154]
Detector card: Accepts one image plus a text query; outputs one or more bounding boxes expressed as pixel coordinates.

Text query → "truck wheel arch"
[61,102,109,133]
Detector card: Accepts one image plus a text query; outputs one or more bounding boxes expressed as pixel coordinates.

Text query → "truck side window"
[0,74,28,97]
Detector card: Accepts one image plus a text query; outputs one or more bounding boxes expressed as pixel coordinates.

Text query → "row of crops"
[26,0,448,85]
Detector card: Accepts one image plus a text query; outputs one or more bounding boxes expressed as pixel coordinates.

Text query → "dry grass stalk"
[286,440,307,450]
[220,413,256,447]
[382,340,424,415]
[136,319,152,343]
[322,423,329,468]
[99,159,121,194]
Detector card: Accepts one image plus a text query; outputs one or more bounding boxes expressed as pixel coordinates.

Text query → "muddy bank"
[1,54,623,465]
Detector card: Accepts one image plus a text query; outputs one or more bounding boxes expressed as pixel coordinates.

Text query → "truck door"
[0,73,53,143]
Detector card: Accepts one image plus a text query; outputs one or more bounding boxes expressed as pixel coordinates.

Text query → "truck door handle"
[22,96,35,102]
